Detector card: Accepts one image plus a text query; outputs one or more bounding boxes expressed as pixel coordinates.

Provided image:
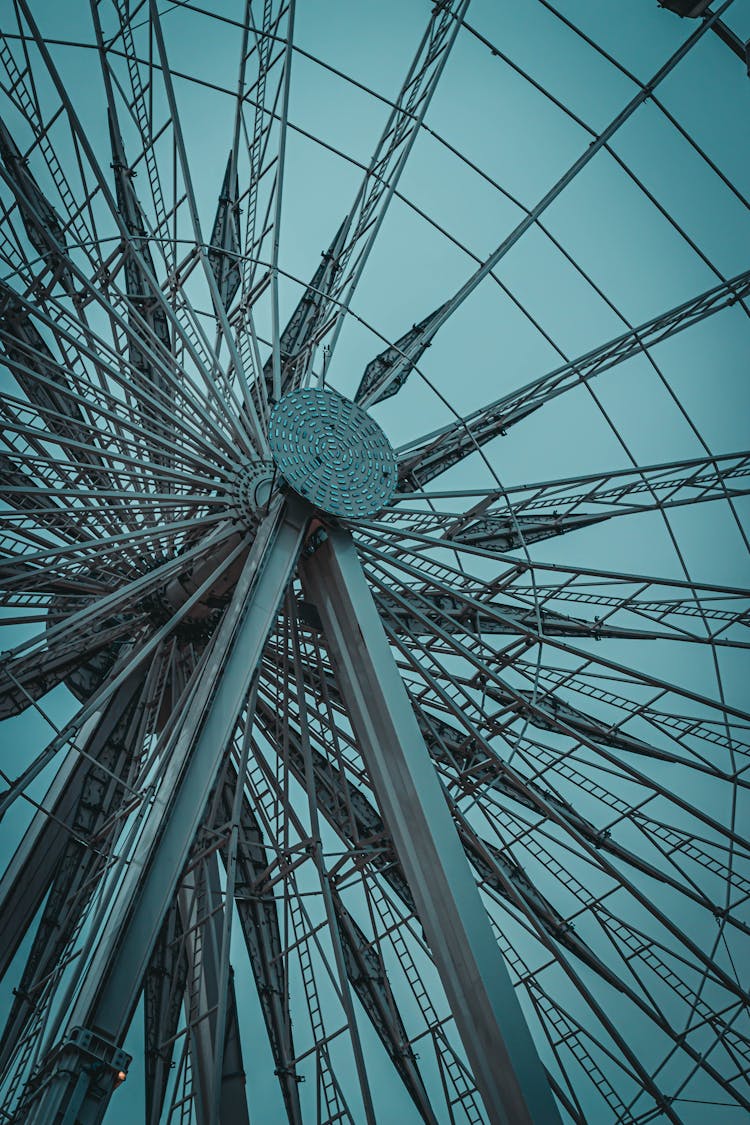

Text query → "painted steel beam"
[373,587,655,641]
[354,302,450,408]
[221,763,303,1124]
[208,152,242,311]
[301,526,562,1125]
[393,450,750,550]
[107,111,172,402]
[255,690,416,909]
[0,613,142,720]
[330,885,436,1123]
[260,219,349,400]
[0,288,88,447]
[0,680,144,1073]
[144,898,188,1125]
[397,268,750,486]
[279,0,469,389]
[659,1,750,68]
[0,115,73,289]
[18,498,309,1125]
[178,856,250,1125]
[254,688,441,1116]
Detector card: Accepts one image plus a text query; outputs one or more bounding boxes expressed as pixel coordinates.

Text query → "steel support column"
[301,526,562,1125]
[20,498,309,1125]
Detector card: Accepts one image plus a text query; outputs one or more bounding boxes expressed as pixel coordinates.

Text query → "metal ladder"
[369,880,484,1124]
[0,40,99,263]
[287,889,350,1125]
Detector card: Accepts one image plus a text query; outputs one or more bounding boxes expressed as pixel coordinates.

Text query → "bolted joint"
[302,524,329,558]
[20,1026,131,1125]
[234,459,275,523]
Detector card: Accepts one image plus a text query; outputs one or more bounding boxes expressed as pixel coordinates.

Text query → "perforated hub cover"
[268,388,396,518]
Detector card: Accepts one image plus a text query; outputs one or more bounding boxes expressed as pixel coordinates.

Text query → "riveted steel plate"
[268,388,396,518]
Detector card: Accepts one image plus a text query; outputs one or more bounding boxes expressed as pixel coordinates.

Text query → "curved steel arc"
[0,4,747,1121]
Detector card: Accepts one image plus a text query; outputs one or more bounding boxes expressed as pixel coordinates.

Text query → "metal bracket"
[21,1027,130,1125]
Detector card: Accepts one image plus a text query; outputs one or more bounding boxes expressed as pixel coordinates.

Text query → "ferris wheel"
[0,1,748,1123]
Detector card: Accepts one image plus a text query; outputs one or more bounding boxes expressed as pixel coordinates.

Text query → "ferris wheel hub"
[268,387,396,518]
[234,459,275,521]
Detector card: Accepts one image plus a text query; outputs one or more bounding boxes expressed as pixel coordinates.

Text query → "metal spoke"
[354,2,740,418]
[274,0,470,394]
[0,5,747,1123]
[396,271,750,486]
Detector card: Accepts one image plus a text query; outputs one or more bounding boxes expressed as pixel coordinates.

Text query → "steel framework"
[0,1,748,1123]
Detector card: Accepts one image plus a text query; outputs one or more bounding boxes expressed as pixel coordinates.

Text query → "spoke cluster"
[0,2,748,1124]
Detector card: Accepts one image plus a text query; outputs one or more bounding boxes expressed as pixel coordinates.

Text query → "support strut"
[301,526,562,1125]
[18,498,309,1125]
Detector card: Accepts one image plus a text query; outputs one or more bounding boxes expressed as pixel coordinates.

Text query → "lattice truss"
[0,1,748,1123]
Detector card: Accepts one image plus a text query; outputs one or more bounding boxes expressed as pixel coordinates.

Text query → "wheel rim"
[0,3,748,1122]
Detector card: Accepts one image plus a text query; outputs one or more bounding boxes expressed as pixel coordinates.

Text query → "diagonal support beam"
[144,898,188,1125]
[208,152,242,311]
[279,0,470,390]
[0,115,74,290]
[222,763,303,1123]
[300,526,562,1125]
[18,498,309,1125]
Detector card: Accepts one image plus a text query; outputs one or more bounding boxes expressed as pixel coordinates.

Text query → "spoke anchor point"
[234,459,275,522]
